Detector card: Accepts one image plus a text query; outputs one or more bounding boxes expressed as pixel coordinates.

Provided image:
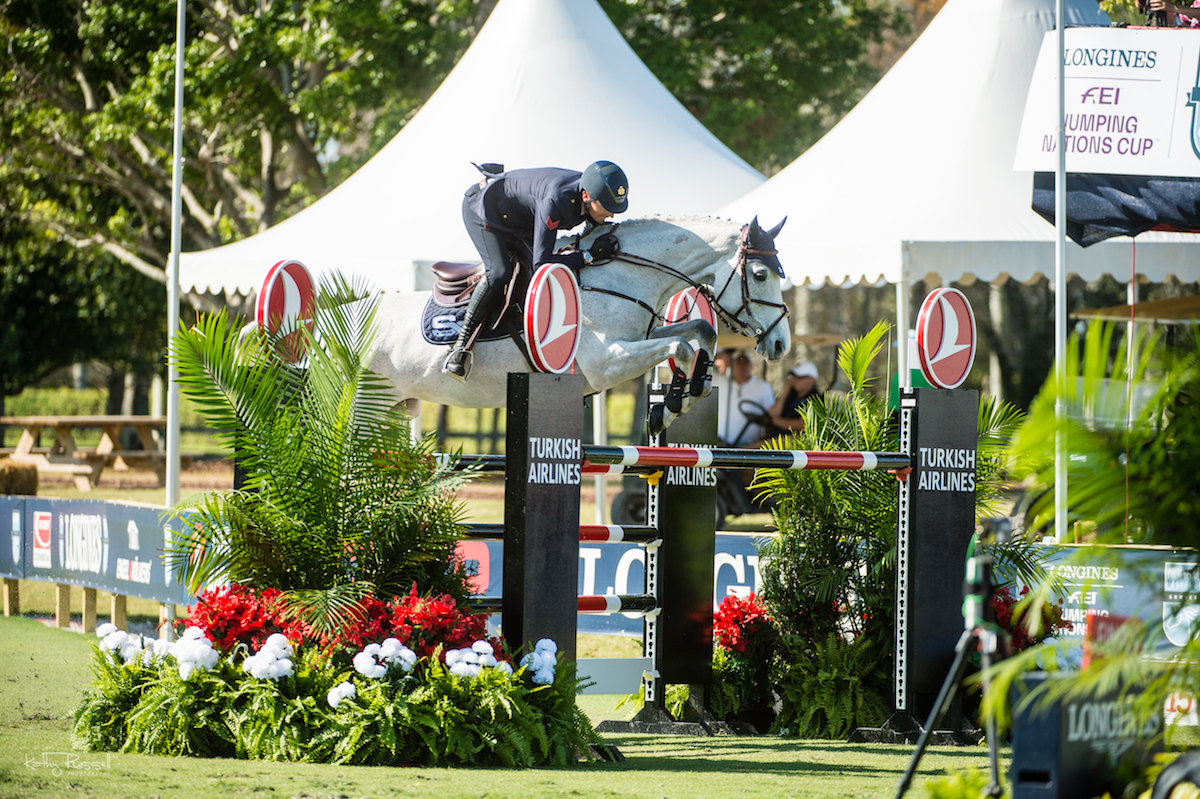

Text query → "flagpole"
[1054,0,1068,541]
[164,0,186,635]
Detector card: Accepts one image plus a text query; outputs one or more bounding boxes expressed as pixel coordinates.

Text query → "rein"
[575,222,789,343]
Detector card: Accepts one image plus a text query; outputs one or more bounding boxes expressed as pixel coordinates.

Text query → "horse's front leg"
[577,335,698,392]
[647,319,717,398]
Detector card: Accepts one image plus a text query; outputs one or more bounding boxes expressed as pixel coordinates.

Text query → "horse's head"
[708,216,791,361]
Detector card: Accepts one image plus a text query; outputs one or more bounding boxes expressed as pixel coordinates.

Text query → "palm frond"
[282,582,376,639]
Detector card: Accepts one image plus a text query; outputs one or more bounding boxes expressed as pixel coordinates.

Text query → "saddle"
[420,260,532,346]
[429,261,484,307]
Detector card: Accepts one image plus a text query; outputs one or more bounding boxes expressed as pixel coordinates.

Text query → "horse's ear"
[766,217,787,239]
[749,215,761,232]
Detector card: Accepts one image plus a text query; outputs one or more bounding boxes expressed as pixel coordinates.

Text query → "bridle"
[575,222,790,342]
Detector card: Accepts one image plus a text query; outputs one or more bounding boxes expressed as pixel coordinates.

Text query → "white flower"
[471,640,494,657]
[96,622,117,638]
[100,630,129,653]
[327,680,356,709]
[243,637,295,681]
[520,639,557,684]
[267,658,293,679]
[181,626,208,642]
[169,631,219,679]
[261,633,293,658]
[450,661,481,678]
[352,651,386,680]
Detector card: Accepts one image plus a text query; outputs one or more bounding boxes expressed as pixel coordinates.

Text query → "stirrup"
[442,348,472,382]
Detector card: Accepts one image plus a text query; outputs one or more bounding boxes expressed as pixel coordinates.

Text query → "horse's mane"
[616,214,738,230]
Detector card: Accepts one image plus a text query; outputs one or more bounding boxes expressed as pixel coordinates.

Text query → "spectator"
[766,360,823,439]
[716,351,774,446]
[1143,0,1200,25]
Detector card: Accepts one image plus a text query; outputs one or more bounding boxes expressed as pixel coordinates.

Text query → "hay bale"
[0,458,37,495]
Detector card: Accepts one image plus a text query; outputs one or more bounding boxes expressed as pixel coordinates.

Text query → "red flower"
[183,582,503,665]
[713,593,773,655]
[989,586,1073,653]
[183,585,302,652]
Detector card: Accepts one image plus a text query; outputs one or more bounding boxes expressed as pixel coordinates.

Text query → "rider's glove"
[587,233,618,264]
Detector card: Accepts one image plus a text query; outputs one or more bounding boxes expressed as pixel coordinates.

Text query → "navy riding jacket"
[464,167,590,270]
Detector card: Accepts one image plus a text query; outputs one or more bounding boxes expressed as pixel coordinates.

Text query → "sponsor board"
[663,287,716,376]
[456,533,769,635]
[915,287,976,389]
[256,259,316,364]
[1016,27,1200,177]
[3,498,193,604]
[1008,545,1199,660]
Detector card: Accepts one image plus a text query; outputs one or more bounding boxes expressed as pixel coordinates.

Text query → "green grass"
[0,615,1005,799]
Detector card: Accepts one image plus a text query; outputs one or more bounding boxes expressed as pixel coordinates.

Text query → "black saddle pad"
[420,296,524,346]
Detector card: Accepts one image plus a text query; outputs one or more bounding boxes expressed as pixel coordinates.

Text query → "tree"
[0,0,480,291]
[0,182,164,403]
[599,0,909,173]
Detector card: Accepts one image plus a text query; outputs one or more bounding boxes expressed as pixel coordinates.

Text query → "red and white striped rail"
[469,593,658,615]
[462,523,660,543]
[581,445,911,472]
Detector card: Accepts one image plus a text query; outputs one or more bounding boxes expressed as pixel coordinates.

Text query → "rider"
[442,160,630,381]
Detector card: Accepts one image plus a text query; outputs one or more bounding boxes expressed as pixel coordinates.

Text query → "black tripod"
[895,532,1007,799]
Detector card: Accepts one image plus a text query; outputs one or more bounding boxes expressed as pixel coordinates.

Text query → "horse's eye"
[752,265,768,282]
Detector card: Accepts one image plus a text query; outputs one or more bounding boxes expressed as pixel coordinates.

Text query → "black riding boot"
[442,280,498,381]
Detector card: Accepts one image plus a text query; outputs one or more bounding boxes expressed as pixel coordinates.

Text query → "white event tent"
[719,0,1199,363]
[180,0,764,296]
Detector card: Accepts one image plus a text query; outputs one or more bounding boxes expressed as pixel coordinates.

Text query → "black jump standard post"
[502,372,585,665]
[852,386,982,745]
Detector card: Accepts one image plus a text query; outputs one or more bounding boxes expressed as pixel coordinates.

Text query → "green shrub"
[74,631,598,767]
[771,632,887,739]
[6,387,106,416]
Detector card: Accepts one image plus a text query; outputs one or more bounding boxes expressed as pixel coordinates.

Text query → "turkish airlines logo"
[256,259,316,364]
[32,511,52,569]
[916,288,976,389]
[525,263,581,374]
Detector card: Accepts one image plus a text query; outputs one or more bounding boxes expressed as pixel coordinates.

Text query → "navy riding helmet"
[580,161,629,213]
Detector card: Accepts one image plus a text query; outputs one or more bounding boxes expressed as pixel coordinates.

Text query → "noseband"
[709,225,790,342]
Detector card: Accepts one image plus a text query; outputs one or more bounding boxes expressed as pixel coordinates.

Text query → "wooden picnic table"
[0,415,187,490]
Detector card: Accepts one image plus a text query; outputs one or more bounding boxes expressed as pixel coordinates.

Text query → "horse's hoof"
[689,350,712,397]
[647,405,665,437]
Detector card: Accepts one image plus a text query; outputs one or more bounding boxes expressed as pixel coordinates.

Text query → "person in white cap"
[766,360,823,438]
[717,350,775,446]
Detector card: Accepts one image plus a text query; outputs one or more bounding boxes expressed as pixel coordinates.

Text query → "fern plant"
[121,660,239,757]
[165,273,473,636]
[326,654,598,767]
[228,647,348,762]
[72,647,157,751]
[771,632,888,739]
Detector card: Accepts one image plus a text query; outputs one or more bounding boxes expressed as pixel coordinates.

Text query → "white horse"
[369,215,791,431]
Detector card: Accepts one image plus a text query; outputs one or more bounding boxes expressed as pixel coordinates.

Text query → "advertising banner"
[1015,27,1200,177]
[0,496,24,580]
[1013,544,1199,657]
[4,497,193,605]
[458,532,770,636]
